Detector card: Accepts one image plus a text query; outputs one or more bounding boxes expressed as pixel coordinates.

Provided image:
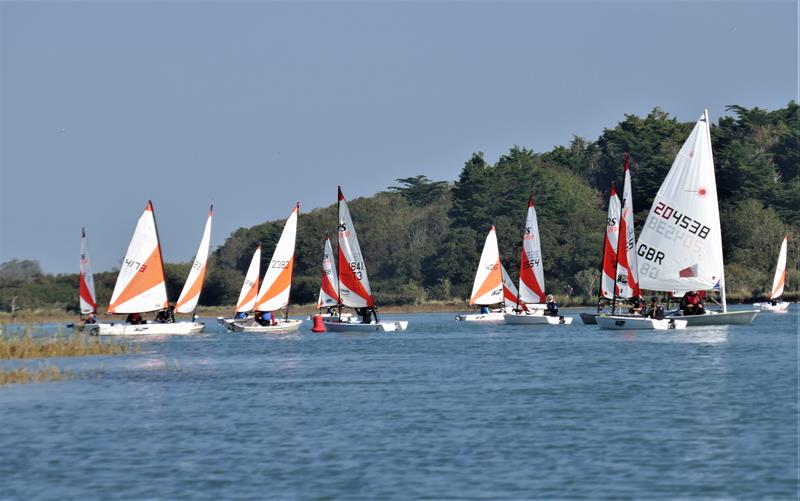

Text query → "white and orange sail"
[337,187,374,308]
[501,263,525,310]
[769,236,788,299]
[317,236,340,308]
[175,206,213,314]
[235,245,261,313]
[470,226,503,305]
[518,195,546,304]
[615,155,640,298]
[108,201,169,314]
[79,227,97,314]
[254,204,299,312]
[601,183,621,299]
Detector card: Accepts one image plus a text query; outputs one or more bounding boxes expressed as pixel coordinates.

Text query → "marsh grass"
[0,328,137,360]
[0,365,71,385]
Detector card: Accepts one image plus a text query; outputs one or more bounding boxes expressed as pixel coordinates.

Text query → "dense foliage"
[3,103,797,312]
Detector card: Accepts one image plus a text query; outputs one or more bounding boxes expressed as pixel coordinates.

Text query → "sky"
[1,0,797,274]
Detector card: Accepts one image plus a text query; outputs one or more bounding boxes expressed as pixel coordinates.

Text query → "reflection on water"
[0,308,797,499]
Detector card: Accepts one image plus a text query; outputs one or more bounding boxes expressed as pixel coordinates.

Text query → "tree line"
[2,103,797,312]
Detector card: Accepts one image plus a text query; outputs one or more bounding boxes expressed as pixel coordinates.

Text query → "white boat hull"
[70,322,112,335]
[454,312,506,322]
[97,321,205,336]
[229,319,303,334]
[596,316,687,330]
[504,313,573,325]
[580,312,642,325]
[669,310,759,325]
[323,319,408,332]
[752,301,790,312]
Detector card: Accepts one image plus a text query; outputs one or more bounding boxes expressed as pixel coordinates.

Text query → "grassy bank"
[0,331,136,360]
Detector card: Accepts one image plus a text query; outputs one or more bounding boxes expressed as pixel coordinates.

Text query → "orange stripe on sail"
[79,273,96,310]
[338,248,374,307]
[470,261,502,305]
[771,271,786,299]
[256,257,294,309]
[236,278,259,311]
[175,263,207,311]
[108,246,166,313]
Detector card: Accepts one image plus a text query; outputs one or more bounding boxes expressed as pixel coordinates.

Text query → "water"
[1,307,798,499]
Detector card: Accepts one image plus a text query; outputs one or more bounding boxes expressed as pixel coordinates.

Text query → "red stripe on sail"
[320,268,339,303]
[520,247,545,301]
[617,214,641,296]
[79,273,96,311]
[338,247,374,307]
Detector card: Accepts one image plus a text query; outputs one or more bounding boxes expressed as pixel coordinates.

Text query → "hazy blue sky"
[1,1,796,273]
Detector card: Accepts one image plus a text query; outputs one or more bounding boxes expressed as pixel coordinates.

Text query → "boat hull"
[70,323,111,335]
[504,313,573,325]
[229,319,303,334]
[670,310,759,325]
[97,322,205,336]
[596,316,687,330]
[752,302,791,312]
[580,312,643,325]
[323,319,409,332]
[454,312,506,322]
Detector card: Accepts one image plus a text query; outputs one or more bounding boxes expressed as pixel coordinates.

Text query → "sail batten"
[175,206,213,314]
[108,201,169,314]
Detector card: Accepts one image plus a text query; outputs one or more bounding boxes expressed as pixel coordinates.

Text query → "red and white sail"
[175,206,213,314]
[637,111,725,297]
[616,157,641,298]
[79,227,97,314]
[235,245,261,313]
[337,187,374,308]
[317,236,340,308]
[108,201,169,314]
[470,226,503,305]
[770,236,788,299]
[518,195,546,304]
[501,263,525,310]
[254,204,299,312]
[601,183,621,299]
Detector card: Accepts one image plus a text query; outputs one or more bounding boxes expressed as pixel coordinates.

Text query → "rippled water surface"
[1,307,798,499]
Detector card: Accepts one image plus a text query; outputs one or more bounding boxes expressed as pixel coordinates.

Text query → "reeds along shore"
[0,365,70,385]
[0,330,135,360]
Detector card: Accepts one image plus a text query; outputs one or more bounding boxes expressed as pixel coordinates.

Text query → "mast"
[337,187,343,319]
[150,200,170,312]
[285,202,300,322]
[704,109,726,312]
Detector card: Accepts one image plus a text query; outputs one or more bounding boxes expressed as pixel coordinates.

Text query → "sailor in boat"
[255,310,277,326]
[679,291,706,316]
[126,312,144,325]
[628,295,645,315]
[769,297,781,306]
[480,305,491,315]
[355,307,377,324]
[645,297,665,320]
[234,311,248,320]
[154,306,175,323]
[83,312,98,325]
[544,295,559,317]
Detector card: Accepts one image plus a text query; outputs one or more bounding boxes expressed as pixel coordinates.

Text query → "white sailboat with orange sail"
[98,201,206,335]
[323,187,408,332]
[753,236,790,312]
[231,204,303,333]
[504,195,572,325]
[217,244,261,327]
[455,226,512,322]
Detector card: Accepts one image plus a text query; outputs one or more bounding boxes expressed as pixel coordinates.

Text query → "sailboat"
[231,204,303,333]
[580,182,621,324]
[217,244,261,327]
[98,201,205,335]
[174,205,213,320]
[323,187,408,332]
[753,236,790,312]
[71,228,106,334]
[455,226,507,322]
[632,110,756,326]
[504,194,572,325]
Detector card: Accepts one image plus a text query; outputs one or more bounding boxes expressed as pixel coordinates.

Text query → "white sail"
[254,204,299,312]
[518,195,546,304]
[317,236,340,308]
[637,111,725,297]
[770,236,788,299]
[79,227,97,314]
[616,158,641,299]
[108,201,169,314]
[236,245,261,313]
[601,184,621,299]
[337,187,374,308]
[470,226,503,305]
[501,263,521,309]
[175,206,213,314]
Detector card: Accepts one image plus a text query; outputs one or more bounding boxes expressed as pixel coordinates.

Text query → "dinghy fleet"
[74,110,789,336]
